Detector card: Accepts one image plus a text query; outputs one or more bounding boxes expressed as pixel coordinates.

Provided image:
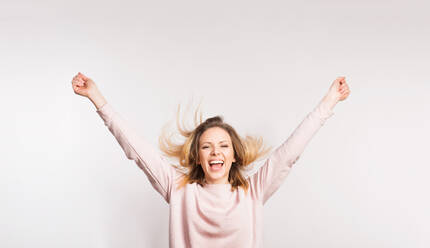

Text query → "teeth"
[209,160,224,165]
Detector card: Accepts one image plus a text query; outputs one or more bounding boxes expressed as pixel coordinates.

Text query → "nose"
[210,147,220,155]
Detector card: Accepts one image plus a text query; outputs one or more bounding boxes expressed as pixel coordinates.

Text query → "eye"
[201,146,209,149]
[221,145,229,148]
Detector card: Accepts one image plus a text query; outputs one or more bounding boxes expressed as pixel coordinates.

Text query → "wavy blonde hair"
[159,104,270,192]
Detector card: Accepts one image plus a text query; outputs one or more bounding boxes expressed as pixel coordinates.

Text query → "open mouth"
[209,160,224,171]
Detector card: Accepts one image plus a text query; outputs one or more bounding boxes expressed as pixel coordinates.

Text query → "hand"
[71,72,99,98]
[327,76,351,102]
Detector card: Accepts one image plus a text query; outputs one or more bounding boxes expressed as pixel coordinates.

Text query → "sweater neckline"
[202,183,232,188]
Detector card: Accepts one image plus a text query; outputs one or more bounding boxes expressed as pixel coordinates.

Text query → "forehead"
[199,127,232,143]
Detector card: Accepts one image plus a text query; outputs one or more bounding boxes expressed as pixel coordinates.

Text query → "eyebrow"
[200,140,229,145]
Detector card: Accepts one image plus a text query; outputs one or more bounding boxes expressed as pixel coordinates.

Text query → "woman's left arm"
[249,77,351,204]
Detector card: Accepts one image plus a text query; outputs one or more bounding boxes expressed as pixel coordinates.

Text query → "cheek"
[228,149,236,162]
[198,150,208,164]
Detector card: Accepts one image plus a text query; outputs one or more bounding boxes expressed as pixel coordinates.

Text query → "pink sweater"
[96,100,334,248]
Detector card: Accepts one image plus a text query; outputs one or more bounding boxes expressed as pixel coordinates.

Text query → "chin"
[206,173,224,181]
[205,169,230,184]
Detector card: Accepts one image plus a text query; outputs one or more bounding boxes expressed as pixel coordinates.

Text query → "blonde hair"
[159,104,270,192]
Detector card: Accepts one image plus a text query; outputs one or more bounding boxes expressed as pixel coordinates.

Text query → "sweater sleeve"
[96,103,177,203]
[249,99,334,205]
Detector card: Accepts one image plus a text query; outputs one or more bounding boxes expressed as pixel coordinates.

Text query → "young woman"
[71,72,350,247]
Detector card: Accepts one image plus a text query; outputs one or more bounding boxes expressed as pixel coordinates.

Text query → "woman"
[71,72,350,247]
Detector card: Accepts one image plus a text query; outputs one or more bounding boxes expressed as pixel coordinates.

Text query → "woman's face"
[198,127,236,184]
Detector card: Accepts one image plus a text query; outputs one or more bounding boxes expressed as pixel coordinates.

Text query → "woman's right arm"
[71,72,177,203]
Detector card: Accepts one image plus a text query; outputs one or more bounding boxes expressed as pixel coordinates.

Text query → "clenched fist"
[327,77,351,102]
[71,72,99,98]
[71,72,107,110]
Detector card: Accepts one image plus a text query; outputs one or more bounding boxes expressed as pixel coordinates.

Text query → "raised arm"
[249,77,351,204]
[71,72,177,203]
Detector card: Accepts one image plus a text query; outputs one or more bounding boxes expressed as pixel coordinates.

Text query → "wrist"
[88,88,100,99]
[89,91,107,110]
[321,94,338,111]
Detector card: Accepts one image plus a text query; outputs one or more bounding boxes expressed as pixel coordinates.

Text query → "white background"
[1,0,429,247]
